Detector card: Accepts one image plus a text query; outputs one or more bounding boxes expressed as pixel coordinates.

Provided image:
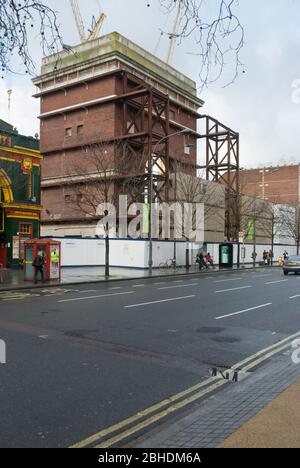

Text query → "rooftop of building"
[33,32,203,109]
[0,119,39,151]
[240,164,299,172]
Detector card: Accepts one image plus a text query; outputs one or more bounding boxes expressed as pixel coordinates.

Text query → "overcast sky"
[0,0,299,168]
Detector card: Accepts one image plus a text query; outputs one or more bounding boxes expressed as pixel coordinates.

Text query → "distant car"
[283,256,300,275]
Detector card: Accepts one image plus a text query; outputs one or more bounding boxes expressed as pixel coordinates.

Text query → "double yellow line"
[71,330,300,448]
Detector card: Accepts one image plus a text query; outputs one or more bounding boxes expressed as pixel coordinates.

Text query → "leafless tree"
[280,204,300,255]
[235,186,268,267]
[167,163,225,267]
[0,1,63,76]
[149,0,244,88]
[171,165,225,238]
[65,140,148,277]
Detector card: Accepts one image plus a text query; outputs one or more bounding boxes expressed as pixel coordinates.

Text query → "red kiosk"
[24,239,61,282]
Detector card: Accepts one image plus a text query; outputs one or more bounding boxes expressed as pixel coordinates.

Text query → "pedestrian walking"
[263,250,268,265]
[268,249,274,266]
[196,252,209,270]
[32,251,45,284]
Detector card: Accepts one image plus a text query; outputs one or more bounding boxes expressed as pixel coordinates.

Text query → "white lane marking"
[214,277,244,283]
[251,273,273,277]
[290,295,300,299]
[265,280,289,285]
[132,284,145,288]
[173,280,184,283]
[158,283,198,290]
[109,287,123,290]
[215,286,253,294]
[216,303,272,320]
[124,295,196,309]
[58,291,134,303]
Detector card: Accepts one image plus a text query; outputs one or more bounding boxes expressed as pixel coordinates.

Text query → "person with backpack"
[196,252,209,271]
[32,251,45,284]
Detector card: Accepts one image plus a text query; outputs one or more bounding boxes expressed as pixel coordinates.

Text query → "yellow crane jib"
[69,0,106,43]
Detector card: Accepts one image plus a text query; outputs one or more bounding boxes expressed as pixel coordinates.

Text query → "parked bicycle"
[159,258,177,271]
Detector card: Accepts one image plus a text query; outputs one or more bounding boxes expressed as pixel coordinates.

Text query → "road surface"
[0,268,299,447]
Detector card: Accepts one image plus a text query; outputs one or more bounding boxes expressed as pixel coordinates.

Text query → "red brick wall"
[40,103,116,154]
[41,76,116,114]
[240,166,299,205]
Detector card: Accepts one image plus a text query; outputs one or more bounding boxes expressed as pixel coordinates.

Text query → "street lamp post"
[148,128,191,275]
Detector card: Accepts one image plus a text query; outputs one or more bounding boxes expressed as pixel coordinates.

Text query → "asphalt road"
[0,267,299,447]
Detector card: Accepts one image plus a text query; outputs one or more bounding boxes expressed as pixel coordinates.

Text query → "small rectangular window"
[77,125,84,136]
[127,121,136,134]
[170,110,176,121]
[19,223,32,235]
[65,194,71,203]
[65,127,72,138]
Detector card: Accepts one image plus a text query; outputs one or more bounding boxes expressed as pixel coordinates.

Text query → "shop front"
[0,119,42,268]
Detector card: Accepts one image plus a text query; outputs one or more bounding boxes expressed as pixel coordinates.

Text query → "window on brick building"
[77,125,84,137]
[170,110,176,121]
[127,121,136,134]
[65,194,72,203]
[65,127,72,138]
[184,135,191,155]
[19,223,32,235]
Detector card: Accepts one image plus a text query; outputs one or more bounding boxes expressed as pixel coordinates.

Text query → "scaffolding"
[118,71,170,203]
[199,115,240,241]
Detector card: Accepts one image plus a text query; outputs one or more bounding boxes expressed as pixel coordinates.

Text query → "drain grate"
[209,367,251,383]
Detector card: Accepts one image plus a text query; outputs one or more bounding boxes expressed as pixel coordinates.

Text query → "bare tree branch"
[149,0,244,89]
[0,0,63,76]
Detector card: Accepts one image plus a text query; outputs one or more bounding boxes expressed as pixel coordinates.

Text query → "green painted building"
[0,119,42,268]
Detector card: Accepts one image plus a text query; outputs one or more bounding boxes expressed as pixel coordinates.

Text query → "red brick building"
[239,165,300,206]
[33,32,203,236]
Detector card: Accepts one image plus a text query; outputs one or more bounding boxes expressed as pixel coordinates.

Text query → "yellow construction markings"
[71,329,300,449]
[0,288,79,302]
[0,291,35,301]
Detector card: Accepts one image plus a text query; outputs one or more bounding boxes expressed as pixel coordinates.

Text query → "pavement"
[0,263,266,291]
[133,351,300,449]
[0,266,299,447]
[220,378,300,448]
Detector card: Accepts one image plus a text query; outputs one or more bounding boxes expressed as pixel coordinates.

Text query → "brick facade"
[33,33,202,234]
[239,165,300,206]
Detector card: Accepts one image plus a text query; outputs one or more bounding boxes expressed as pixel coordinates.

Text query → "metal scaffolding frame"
[119,71,170,204]
[199,115,240,241]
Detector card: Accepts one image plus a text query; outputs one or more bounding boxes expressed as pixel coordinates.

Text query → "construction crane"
[167,0,184,65]
[70,0,106,43]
